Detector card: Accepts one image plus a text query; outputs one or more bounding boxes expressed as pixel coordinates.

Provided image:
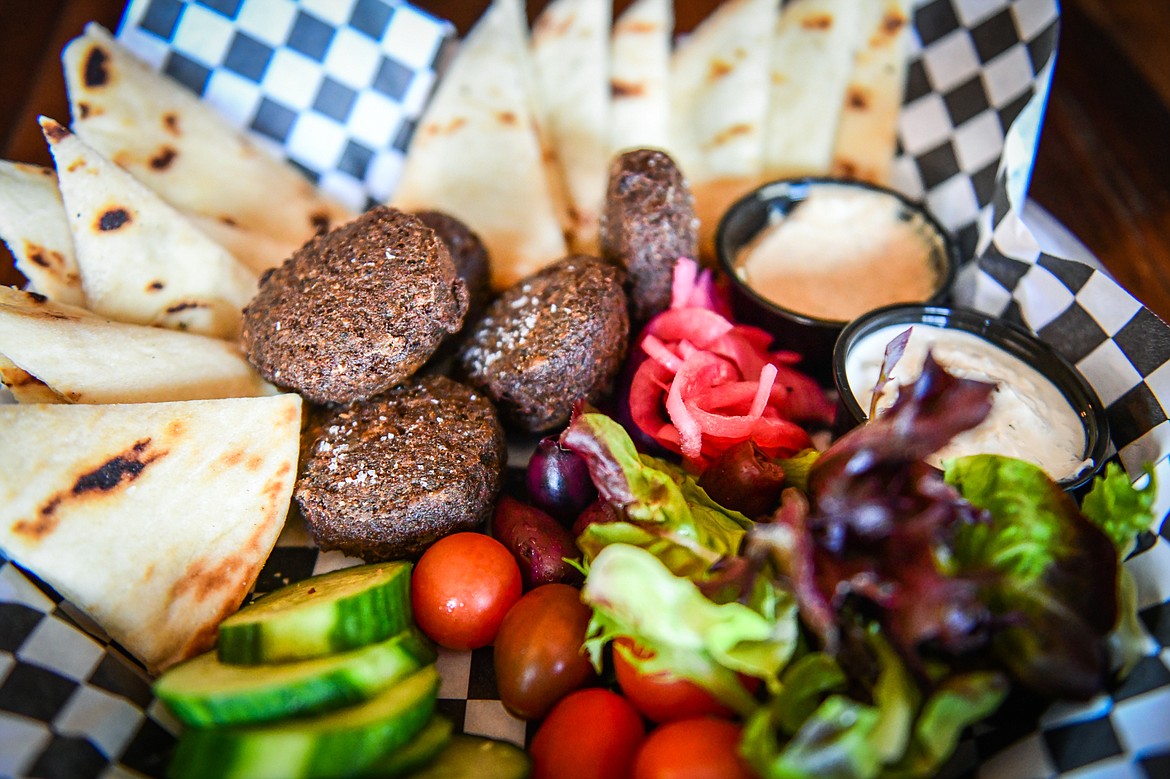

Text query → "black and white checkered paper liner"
[3,0,1169,777]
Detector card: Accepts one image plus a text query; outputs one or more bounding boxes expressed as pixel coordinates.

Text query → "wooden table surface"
[2,0,1168,322]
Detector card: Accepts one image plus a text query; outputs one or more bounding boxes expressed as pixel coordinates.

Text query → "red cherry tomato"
[530,688,646,779]
[632,717,755,779]
[410,532,522,650]
[493,583,597,720]
[613,637,747,723]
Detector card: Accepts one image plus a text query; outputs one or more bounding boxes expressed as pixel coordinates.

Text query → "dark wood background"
[2,0,1167,322]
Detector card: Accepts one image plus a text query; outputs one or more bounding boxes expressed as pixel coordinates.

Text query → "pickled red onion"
[626,258,833,470]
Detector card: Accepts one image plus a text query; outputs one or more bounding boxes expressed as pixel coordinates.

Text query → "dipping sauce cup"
[832,303,1110,493]
[716,178,958,383]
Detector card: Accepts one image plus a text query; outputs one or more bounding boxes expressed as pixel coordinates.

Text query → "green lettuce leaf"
[580,544,798,714]
[741,637,1007,779]
[882,672,1008,779]
[769,653,849,736]
[743,695,883,779]
[945,455,1119,699]
[563,411,753,576]
[1080,462,1157,556]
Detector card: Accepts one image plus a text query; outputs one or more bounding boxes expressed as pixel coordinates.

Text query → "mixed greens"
[560,355,1156,779]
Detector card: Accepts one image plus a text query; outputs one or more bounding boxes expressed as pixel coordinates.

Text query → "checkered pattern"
[115,0,453,211]
[4,0,1170,776]
[0,557,180,779]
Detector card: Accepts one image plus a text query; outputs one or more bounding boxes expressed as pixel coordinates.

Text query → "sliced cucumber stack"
[156,630,435,727]
[367,715,455,778]
[403,734,532,778]
[218,561,413,664]
[167,665,441,779]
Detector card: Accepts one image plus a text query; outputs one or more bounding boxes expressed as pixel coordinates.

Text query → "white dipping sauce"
[845,323,1090,482]
[734,185,942,321]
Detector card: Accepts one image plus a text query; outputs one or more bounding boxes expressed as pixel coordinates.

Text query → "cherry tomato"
[493,583,597,720]
[410,532,522,650]
[632,717,754,779]
[530,688,645,779]
[613,637,746,723]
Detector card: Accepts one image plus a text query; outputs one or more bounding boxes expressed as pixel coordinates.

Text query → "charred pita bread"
[669,0,778,257]
[61,24,354,246]
[0,286,275,403]
[669,0,776,181]
[0,354,61,403]
[391,0,568,290]
[0,161,83,306]
[531,0,611,254]
[830,0,910,184]
[42,117,257,340]
[0,393,302,673]
[763,0,864,179]
[608,0,673,155]
[184,211,303,275]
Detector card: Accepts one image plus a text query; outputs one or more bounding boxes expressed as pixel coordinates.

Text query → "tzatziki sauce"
[845,323,1090,482]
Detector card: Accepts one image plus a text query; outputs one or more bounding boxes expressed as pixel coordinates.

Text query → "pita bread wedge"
[669,0,778,258]
[0,354,62,403]
[62,24,354,245]
[391,0,568,290]
[0,286,275,403]
[830,0,911,184]
[0,393,302,673]
[184,211,303,275]
[531,0,611,254]
[0,161,83,306]
[609,0,674,156]
[763,0,865,179]
[42,117,257,340]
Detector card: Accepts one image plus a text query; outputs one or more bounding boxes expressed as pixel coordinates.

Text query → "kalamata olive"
[492,494,583,590]
[571,499,620,538]
[526,436,598,525]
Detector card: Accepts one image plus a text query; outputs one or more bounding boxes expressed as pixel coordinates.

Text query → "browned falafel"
[295,375,506,561]
[415,210,492,328]
[240,206,468,404]
[600,149,698,324]
[456,255,629,433]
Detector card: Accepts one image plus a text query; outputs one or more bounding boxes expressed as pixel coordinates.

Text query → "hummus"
[733,184,944,321]
[845,323,1090,482]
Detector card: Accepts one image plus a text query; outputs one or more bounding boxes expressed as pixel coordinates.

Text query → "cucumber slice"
[219,562,413,664]
[167,664,441,779]
[156,631,435,727]
[404,734,532,779]
[365,715,454,778]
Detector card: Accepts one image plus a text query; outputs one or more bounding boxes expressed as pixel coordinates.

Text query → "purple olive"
[526,436,598,525]
[491,494,583,590]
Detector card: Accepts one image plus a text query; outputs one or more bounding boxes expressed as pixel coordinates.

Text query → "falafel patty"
[457,255,629,433]
[241,206,468,404]
[415,210,492,329]
[600,149,698,324]
[295,375,506,561]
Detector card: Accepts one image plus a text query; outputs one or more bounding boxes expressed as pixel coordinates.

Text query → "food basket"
[1,0,1168,777]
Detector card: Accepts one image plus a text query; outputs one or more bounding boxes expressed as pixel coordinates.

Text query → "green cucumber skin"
[158,632,435,728]
[219,563,413,665]
[167,666,440,779]
[404,734,532,779]
[364,716,454,778]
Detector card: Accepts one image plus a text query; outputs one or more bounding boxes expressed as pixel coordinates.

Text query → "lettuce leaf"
[750,356,996,663]
[740,637,1007,779]
[562,410,753,579]
[580,544,798,714]
[881,671,1008,779]
[1080,462,1157,556]
[945,454,1119,699]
